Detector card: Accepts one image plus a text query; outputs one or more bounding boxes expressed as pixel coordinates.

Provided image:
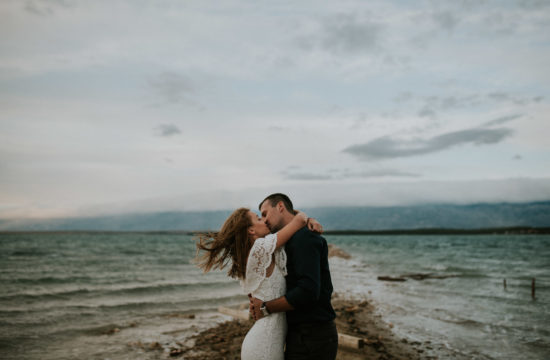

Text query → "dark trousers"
[285,320,338,360]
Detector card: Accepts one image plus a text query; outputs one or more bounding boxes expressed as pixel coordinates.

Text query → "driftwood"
[377,276,407,282]
[338,333,364,349]
[218,306,251,321]
[162,328,191,335]
[401,273,458,280]
[378,273,459,282]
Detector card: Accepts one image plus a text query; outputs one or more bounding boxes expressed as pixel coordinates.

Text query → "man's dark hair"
[259,193,294,213]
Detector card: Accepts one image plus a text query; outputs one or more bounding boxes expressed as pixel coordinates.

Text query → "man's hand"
[308,218,323,234]
[249,296,265,321]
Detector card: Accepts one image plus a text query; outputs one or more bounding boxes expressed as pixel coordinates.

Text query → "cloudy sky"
[1,0,550,218]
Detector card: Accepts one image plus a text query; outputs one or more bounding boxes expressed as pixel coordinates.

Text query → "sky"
[1,0,550,219]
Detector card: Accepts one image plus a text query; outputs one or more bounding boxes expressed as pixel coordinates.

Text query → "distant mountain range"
[1,201,549,232]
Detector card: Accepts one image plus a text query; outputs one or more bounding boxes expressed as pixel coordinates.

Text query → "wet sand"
[129,293,438,360]
[124,246,441,359]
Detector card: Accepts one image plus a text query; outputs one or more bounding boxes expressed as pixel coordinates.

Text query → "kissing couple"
[196,193,338,360]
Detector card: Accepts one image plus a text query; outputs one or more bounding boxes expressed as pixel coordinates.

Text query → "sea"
[0,232,549,360]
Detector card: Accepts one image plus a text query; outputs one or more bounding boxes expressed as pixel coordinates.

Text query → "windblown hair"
[259,193,294,213]
[195,208,252,280]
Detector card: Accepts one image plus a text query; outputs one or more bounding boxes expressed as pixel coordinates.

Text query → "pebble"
[149,342,163,351]
[169,348,184,357]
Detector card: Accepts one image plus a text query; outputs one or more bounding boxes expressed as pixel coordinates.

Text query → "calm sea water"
[0,232,548,359]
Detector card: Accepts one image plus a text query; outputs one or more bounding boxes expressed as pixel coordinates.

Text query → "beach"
[124,294,433,360]
[1,232,548,359]
[101,245,456,360]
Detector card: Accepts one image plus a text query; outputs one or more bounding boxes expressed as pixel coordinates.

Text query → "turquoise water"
[0,232,549,359]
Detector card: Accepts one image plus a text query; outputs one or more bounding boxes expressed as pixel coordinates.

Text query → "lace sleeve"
[240,233,277,294]
[275,246,287,276]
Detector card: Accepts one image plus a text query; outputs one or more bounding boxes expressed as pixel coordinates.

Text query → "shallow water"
[0,232,548,359]
[328,234,550,360]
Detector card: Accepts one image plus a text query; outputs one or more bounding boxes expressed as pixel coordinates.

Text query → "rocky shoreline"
[126,293,439,360]
[123,245,445,359]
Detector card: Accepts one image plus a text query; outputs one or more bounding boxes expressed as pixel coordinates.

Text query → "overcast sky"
[1,0,550,218]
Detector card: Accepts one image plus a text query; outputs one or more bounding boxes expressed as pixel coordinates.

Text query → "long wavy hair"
[195,208,252,280]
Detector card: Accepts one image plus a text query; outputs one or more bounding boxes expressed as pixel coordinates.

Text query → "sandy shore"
[121,246,444,359]
[126,293,439,360]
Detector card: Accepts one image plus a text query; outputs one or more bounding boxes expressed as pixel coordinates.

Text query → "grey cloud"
[487,92,511,102]
[414,95,480,119]
[482,11,519,36]
[323,14,381,54]
[349,112,369,130]
[154,124,181,137]
[342,169,420,178]
[24,0,72,16]
[483,114,522,127]
[432,11,460,32]
[396,92,540,119]
[285,173,333,181]
[513,154,522,160]
[343,127,513,160]
[149,72,197,105]
[411,4,530,48]
[393,92,413,103]
[519,0,550,9]
[426,95,481,110]
[298,14,382,55]
[283,168,419,181]
[487,92,528,105]
[418,106,437,119]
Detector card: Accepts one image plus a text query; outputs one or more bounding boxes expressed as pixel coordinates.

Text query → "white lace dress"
[240,234,287,360]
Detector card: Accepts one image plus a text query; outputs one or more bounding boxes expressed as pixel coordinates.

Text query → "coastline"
[125,294,437,360]
[3,234,547,359]
[2,226,549,234]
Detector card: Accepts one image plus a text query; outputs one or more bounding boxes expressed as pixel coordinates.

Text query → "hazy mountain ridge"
[1,201,549,231]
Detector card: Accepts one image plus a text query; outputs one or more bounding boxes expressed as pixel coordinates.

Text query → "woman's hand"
[294,210,308,224]
[295,211,323,233]
[308,218,323,234]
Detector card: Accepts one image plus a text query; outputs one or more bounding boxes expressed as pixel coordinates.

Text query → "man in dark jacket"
[250,193,338,360]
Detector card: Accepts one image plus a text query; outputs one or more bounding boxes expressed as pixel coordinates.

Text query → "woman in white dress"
[195,207,313,360]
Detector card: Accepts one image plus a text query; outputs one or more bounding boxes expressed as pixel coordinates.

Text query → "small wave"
[8,276,94,285]
[0,288,92,302]
[0,280,236,303]
[92,293,245,311]
[426,263,449,271]
[524,337,550,350]
[27,294,247,328]
[104,280,235,296]
[10,249,50,257]
[435,311,523,336]
[444,318,485,328]
[0,293,245,330]
[118,249,145,255]
[433,308,487,328]
[101,294,242,309]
